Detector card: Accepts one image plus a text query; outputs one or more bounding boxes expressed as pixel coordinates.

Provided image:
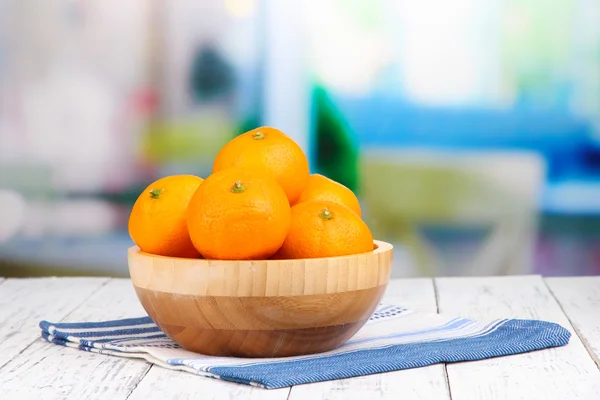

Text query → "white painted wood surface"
[0,279,148,400]
[127,367,290,400]
[288,279,450,400]
[0,277,109,369]
[0,276,599,399]
[435,276,600,400]
[546,277,600,368]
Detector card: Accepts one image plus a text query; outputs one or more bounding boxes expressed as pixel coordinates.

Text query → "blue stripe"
[39,310,572,389]
[207,319,571,389]
[41,331,68,347]
[48,326,162,339]
[104,334,170,343]
[175,318,482,371]
[39,317,154,331]
[340,317,471,348]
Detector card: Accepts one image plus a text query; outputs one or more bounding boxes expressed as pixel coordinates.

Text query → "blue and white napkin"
[39,305,571,389]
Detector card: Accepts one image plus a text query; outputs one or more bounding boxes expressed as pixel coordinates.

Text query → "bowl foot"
[160,322,367,357]
[133,284,387,358]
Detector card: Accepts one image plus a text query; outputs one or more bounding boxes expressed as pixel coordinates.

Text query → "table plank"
[127,367,290,400]
[0,278,151,400]
[435,275,600,400]
[287,279,451,400]
[0,277,109,369]
[545,277,600,369]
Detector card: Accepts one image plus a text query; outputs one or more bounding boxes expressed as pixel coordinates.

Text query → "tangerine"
[212,126,309,204]
[273,200,373,259]
[128,175,204,258]
[294,173,362,217]
[187,168,291,260]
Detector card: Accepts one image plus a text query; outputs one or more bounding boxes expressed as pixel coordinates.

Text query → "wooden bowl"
[128,240,393,358]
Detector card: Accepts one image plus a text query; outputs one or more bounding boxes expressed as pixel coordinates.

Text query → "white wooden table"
[0,276,599,399]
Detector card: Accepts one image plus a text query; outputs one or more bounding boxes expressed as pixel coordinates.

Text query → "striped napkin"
[39,305,571,389]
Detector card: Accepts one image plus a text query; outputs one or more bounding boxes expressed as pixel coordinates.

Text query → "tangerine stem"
[231,180,246,193]
[319,208,333,221]
[252,131,265,140]
[149,188,164,199]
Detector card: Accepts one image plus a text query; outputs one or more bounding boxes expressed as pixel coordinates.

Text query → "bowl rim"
[128,239,393,263]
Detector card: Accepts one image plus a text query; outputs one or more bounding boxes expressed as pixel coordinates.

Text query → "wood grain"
[546,277,600,369]
[135,284,386,358]
[435,275,600,400]
[129,241,393,357]
[0,277,109,369]
[0,278,151,400]
[1,277,600,398]
[127,366,290,400]
[288,278,451,400]
[128,240,393,296]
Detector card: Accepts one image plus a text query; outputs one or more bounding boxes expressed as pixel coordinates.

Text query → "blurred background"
[0,0,599,278]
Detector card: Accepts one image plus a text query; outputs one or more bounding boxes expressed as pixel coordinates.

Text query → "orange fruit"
[294,173,362,217]
[128,175,204,258]
[186,167,291,260]
[212,126,309,204]
[274,200,373,259]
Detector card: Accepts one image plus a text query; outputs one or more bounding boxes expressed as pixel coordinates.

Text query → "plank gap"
[544,277,600,372]
[286,278,450,400]
[0,278,151,399]
[433,279,454,400]
[124,365,153,400]
[0,277,113,374]
[436,276,600,399]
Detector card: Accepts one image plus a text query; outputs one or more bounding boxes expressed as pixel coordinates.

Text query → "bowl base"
[159,322,367,358]
[134,284,387,357]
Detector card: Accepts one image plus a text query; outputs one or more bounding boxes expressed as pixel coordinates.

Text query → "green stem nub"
[320,208,334,221]
[252,131,265,140]
[149,188,164,199]
[231,180,246,193]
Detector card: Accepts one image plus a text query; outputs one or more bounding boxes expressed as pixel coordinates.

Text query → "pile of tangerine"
[128,126,372,260]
